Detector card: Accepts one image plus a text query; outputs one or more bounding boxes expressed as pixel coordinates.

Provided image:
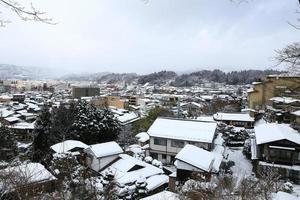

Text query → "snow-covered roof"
[141,191,179,200]
[270,97,300,104]
[175,144,221,173]
[135,132,150,143]
[101,154,164,185]
[247,88,255,93]
[89,141,123,158]
[255,123,300,145]
[4,116,20,123]
[0,108,14,118]
[145,174,169,191]
[116,112,140,125]
[0,163,56,184]
[292,110,300,117]
[11,122,35,130]
[197,116,215,122]
[213,112,254,122]
[50,140,89,153]
[147,118,217,143]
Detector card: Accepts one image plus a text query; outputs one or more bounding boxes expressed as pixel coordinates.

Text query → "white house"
[147,117,217,164]
[175,144,222,181]
[84,141,123,172]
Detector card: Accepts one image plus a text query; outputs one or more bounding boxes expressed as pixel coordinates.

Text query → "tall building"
[248,75,300,109]
[72,86,100,98]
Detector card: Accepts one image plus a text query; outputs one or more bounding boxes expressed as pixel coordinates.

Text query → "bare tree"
[0,0,55,27]
[275,42,300,74]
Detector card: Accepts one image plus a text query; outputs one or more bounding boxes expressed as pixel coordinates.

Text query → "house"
[147,117,217,164]
[135,132,150,147]
[12,94,26,102]
[11,122,35,141]
[251,123,300,183]
[213,112,255,128]
[84,141,123,172]
[174,144,222,182]
[266,97,300,123]
[291,110,300,130]
[101,154,168,194]
[180,102,203,116]
[0,162,58,198]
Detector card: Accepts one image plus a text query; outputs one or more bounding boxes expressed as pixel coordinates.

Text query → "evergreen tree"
[32,107,56,161]
[0,125,17,160]
[70,101,120,144]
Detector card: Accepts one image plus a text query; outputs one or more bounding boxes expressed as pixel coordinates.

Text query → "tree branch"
[0,0,56,26]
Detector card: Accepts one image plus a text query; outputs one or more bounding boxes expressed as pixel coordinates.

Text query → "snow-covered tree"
[133,177,147,199]
[70,101,120,144]
[0,125,17,161]
[32,107,56,161]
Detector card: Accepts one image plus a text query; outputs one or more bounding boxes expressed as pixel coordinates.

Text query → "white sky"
[0,0,299,75]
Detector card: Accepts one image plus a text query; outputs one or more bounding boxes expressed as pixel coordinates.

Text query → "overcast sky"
[0,0,299,75]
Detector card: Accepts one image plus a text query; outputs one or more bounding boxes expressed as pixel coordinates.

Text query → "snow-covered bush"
[151,159,162,169]
[280,182,293,193]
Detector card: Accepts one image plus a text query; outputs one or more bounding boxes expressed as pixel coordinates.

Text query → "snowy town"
[1,0,300,200]
[0,73,299,200]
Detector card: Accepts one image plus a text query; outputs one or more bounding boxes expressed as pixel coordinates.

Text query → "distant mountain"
[60,72,110,81]
[171,69,283,86]
[137,70,177,85]
[0,64,52,80]
[97,73,138,84]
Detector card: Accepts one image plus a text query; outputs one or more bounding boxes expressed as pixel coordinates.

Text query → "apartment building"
[248,75,300,110]
[72,86,100,98]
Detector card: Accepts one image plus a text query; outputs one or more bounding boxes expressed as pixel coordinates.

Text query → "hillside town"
[0,73,299,200]
[1,0,300,200]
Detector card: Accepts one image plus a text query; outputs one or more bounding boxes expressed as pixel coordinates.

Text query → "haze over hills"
[0,64,56,80]
[0,64,283,85]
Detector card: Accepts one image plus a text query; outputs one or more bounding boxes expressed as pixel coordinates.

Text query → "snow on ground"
[292,184,300,198]
[225,147,253,187]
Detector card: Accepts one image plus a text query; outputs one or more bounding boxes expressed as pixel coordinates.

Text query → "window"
[170,155,175,163]
[154,138,167,146]
[150,152,158,159]
[171,140,185,148]
[269,149,292,160]
[162,154,167,159]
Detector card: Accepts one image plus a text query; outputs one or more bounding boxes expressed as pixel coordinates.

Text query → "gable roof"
[175,144,220,172]
[255,123,300,145]
[50,140,89,153]
[101,154,163,185]
[147,118,217,143]
[1,163,56,184]
[213,112,254,122]
[89,141,123,158]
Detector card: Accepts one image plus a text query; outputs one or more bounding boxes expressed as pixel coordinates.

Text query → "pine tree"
[70,101,120,144]
[0,125,17,160]
[32,107,56,161]
[133,177,147,199]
